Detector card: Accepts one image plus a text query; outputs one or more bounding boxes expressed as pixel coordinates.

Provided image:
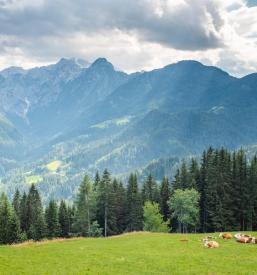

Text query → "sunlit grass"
[46,160,62,172]
[1,232,257,274]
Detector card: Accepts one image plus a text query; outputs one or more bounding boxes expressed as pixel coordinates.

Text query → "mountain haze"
[1,58,257,200]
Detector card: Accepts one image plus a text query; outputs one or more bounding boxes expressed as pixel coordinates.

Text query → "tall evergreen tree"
[93,171,101,191]
[0,193,20,244]
[142,174,160,203]
[12,189,21,218]
[126,173,143,231]
[19,192,28,233]
[74,175,96,236]
[45,200,60,238]
[160,177,171,221]
[113,179,126,234]
[96,169,117,236]
[58,200,70,238]
[26,184,46,240]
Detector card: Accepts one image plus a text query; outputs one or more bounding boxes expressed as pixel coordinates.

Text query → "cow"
[236,236,252,243]
[219,233,233,239]
[204,240,219,248]
[234,233,254,243]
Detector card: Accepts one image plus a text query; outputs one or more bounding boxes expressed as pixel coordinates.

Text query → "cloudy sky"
[0,0,257,76]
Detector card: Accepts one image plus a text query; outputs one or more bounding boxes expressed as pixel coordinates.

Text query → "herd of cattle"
[202,233,257,248]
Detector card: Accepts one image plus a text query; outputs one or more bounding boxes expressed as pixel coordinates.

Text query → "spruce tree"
[74,175,96,236]
[160,177,171,221]
[12,189,21,218]
[96,169,117,236]
[0,193,21,244]
[126,174,143,231]
[26,184,46,240]
[19,192,28,233]
[93,171,101,191]
[58,200,70,238]
[142,174,160,203]
[45,200,60,238]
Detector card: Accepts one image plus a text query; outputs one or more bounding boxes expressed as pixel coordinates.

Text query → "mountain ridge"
[1,58,257,200]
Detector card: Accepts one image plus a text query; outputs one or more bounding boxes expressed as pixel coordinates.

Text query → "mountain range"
[1,57,257,201]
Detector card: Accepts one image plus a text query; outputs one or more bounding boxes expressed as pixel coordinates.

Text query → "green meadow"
[1,232,257,275]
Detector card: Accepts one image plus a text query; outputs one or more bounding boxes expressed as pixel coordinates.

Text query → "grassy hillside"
[1,232,257,274]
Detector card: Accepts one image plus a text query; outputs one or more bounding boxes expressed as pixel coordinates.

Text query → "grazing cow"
[219,233,233,239]
[234,233,252,242]
[204,240,219,248]
[236,236,252,243]
[234,233,254,243]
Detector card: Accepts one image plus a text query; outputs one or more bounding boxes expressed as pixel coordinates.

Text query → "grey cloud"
[0,0,225,51]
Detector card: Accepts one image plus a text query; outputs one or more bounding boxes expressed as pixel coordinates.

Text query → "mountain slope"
[1,58,257,200]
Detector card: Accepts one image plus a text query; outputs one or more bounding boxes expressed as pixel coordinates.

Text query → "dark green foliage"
[94,171,101,191]
[160,177,171,221]
[26,184,46,240]
[73,175,96,236]
[19,192,28,233]
[113,179,126,234]
[1,147,257,244]
[173,147,257,232]
[58,200,70,238]
[45,200,60,238]
[0,193,21,244]
[142,174,160,203]
[96,169,117,237]
[126,174,143,231]
[12,189,21,218]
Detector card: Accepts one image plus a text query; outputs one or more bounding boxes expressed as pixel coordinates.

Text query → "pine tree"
[142,174,160,203]
[96,169,117,236]
[0,193,11,244]
[179,161,190,189]
[19,192,28,233]
[0,193,21,244]
[160,177,171,221]
[67,204,75,234]
[74,175,96,236]
[45,200,60,238]
[7,207,21,244]
[126,174,143,231]
[26,184,46,240]
[113,179,126,234]
[12,189,21,218]
[93,171,101,191]
[58,200,70,238]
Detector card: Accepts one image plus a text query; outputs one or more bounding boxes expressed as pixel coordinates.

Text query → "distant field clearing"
[1,232,257,274]
[25,175,43,185]
[46,160,62,172]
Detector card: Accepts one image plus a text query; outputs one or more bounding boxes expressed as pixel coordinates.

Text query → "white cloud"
[0,0,256,76]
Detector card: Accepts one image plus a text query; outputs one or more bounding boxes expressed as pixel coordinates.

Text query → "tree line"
[1,147,257,244]
[0,169,170,244]
[173,147,257,232]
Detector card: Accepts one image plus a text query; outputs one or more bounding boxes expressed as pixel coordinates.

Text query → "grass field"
[1,232,257,275]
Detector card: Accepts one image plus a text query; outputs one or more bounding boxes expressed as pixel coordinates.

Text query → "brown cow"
[236,236,252,243]
[219,233,233,239]
[204,240,219,248]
